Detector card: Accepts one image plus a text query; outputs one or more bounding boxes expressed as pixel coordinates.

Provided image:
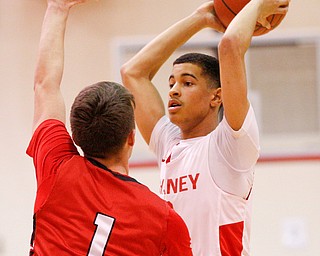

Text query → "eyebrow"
[169,73,199,81]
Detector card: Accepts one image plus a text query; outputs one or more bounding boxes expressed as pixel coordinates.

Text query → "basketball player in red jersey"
[121,0,290,255]
[27,0,192,255]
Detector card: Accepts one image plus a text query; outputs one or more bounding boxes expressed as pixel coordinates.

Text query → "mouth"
[168,99,181,108]
[168,99,182,112]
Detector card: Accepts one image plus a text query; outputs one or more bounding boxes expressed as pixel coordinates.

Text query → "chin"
[168,115,180,126]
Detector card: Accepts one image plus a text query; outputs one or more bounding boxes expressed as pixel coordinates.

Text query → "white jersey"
[149,105,260,256]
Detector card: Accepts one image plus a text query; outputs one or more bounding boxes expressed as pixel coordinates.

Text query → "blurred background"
[0,0,319,255]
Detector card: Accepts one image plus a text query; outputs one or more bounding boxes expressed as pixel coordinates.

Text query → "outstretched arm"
[32,0,87,132]
[218,0,290,131]
[121,1,225,144]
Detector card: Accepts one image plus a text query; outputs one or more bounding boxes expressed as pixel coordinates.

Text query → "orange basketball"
[213,0,286,36]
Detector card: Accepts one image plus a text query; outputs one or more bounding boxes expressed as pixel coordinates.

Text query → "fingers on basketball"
[213,0,287,36]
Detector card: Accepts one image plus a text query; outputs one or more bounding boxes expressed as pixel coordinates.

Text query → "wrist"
[189,10,208,30]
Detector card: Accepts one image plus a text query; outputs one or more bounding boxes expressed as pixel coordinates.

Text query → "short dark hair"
[70,81,135,158]
[173,53,220,89]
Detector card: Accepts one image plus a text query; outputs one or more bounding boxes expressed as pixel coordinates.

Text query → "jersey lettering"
[160,173,200,195]
[87,213,115,256]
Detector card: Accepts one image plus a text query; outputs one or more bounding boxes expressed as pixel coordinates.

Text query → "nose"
[169,83,181,98]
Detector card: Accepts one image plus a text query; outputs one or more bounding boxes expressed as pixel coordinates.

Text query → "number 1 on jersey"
[87,213,115,256]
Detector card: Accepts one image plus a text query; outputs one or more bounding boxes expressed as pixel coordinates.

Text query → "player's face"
[168,63,217,135]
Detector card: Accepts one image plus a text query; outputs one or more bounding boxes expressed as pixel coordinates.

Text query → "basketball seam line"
[221,0,237,16]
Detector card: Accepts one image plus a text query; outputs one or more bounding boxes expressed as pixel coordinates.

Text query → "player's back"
[32,157,174,255]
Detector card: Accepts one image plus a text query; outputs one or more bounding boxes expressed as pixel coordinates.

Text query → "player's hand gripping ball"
[214,0,288,36]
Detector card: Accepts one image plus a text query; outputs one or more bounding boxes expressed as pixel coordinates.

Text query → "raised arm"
[32,0,86,132]
[121,1,225,144]
[218,0,289,130]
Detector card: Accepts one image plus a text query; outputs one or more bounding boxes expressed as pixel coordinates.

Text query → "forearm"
[34,3,70,90]
[32,2,74,132]
[218,0,264,130]
[223,0,263,54]
[122,10,208,81]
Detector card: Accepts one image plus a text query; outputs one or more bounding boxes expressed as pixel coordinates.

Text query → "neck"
[91,157,129,176]
[179,116,220,140]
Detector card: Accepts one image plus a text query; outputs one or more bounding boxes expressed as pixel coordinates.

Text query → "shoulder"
[27,119,68,154]
[150,116,180,144]
[27,118,78,163]
[154,116,179,134]
[165,206,192,255]
[32,119,67,139]
[217,104,258,137]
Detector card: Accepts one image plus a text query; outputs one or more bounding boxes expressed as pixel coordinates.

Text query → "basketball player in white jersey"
[121,0,290,255]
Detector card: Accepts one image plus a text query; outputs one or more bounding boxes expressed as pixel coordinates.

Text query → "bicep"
[33,85,66,133]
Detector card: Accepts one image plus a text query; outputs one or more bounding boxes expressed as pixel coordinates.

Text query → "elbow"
[120,63,138,88]
[219,33,241,56]
[33,72,57,93]
[33,73,45,92]
[120,62,147,90]
[33,66,54,92]
[120,63,132,84]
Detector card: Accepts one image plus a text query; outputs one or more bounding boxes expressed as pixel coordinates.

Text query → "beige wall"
[0,0,319,255]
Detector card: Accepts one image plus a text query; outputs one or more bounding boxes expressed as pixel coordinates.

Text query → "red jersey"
[27,119,192,256]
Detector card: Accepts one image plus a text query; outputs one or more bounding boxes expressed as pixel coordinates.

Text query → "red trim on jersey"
[166,154,172,164]
[161,154,172,164]
[219,221,244,256]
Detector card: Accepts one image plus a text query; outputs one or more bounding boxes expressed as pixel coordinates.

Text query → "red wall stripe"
[129,154,320,169]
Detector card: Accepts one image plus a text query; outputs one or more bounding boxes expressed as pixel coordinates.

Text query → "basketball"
[214,0,286,36]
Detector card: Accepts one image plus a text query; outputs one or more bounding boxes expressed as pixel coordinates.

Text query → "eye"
[184,81,193,87]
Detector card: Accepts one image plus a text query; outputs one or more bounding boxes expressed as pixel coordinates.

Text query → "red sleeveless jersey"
[27,119,192,256]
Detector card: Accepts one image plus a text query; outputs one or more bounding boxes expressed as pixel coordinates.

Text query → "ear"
[210,88,222,107]
[127,129,136,147]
